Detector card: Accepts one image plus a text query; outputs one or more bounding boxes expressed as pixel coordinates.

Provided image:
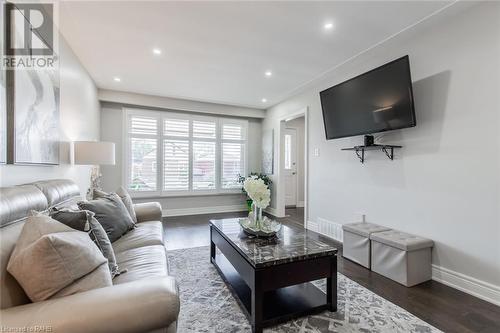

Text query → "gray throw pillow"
[78,193,135,243]
[93,187,137,223]
[49,208,120,277]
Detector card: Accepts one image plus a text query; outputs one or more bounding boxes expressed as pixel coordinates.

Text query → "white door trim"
[283,128,297,207]
[277,107,309,227]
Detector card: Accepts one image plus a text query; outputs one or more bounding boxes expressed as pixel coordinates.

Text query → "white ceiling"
[59,1,453,109]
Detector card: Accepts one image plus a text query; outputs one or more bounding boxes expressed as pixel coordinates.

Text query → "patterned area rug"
[166,246,441,333]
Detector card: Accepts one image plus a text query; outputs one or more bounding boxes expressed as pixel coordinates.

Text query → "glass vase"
[252,203,263,229]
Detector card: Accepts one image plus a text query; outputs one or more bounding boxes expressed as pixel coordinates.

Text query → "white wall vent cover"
[309,217,343,242]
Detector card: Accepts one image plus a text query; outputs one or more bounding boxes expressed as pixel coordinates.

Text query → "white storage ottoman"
[370,230,434,287]
[342,222,391,268]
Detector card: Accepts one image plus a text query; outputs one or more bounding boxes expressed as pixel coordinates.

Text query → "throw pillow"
[116,187,137,223]
[7,215,112,302]
[93,187,137,223]
[49,208,120,277]
[78,193,135,242]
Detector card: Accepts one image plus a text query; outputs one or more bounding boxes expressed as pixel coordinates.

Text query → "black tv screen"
[320,55,416,140]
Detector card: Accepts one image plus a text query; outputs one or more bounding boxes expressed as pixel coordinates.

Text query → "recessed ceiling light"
[152,48,162,55]
[113,77,121,82]
[261,98,267,103]
[324,22,334,30]
[265,71,272,77]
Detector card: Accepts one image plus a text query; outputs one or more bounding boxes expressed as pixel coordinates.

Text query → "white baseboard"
[296,201,305,208]
[432,265,500,306]
[306,220,319,232]
[163,204,247,217]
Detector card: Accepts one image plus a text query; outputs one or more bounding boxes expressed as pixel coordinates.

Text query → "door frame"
[277,107,308,227]
[283,127,298,207]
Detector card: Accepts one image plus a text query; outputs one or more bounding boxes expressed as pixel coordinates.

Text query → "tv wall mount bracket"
[341,136,402,164]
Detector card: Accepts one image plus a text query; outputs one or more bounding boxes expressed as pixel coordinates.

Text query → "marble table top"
[209,218,337,268]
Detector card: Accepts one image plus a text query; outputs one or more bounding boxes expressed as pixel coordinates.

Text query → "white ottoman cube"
[370,230,434,287]
[342,222,391,268]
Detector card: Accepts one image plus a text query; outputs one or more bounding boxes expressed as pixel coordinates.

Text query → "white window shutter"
[222,142,244,189]
[130,116,157,135]
[223,123,244,140]
[193,120,216,139]
[193,141,216,190]
[128,138,157,191]
[164,118,189,137]
[163,139,190,191]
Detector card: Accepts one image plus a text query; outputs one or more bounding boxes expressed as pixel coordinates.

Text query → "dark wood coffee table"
[209,218,338,333]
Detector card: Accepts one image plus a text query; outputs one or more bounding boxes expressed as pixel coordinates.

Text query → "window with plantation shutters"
[127,115,159,192]
[193,141,216,190]
[163,139,189,191]
[125,109,247,196]
[222,142,244,188]
[221,120,246,189]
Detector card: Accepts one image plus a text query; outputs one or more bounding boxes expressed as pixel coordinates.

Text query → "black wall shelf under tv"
[341,144,402,163]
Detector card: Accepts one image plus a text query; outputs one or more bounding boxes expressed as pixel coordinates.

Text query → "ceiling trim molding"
[98,89,266,119]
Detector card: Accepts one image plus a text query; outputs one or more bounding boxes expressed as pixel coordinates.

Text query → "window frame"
[123,108,248,198]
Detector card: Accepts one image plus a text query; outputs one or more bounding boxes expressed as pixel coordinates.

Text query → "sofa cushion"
[33,179,80,207]
[113,245,168,284]
[7,215,112,302]
[78,193,135,242]
[112,221,164,253]
[0,185,48,226]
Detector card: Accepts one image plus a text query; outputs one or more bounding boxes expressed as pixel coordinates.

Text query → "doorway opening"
[278,111,307,226]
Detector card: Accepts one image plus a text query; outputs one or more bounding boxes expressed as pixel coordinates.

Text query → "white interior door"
[283,128,297,206]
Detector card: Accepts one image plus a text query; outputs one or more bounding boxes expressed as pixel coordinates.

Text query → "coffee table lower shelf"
[212,253,331,329]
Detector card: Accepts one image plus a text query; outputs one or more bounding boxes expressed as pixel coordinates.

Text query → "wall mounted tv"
[320,55,416,140]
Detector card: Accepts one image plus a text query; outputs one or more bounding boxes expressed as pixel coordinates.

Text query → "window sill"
[131,191,244,200]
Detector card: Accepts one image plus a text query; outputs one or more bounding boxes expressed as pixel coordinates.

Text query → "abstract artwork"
[3,3,60,165]
[0,70,5,165]
[0,4,5,164]
[0,69,5,164]
[261,129,274,175]
[12,68,59,164]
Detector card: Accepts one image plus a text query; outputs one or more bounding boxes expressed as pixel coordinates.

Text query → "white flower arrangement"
[243,177,271,209]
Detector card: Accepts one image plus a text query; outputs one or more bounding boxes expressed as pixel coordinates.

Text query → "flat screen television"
[320,55,416,140]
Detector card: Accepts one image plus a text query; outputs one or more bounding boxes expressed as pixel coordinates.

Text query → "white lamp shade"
[74,141,115,165]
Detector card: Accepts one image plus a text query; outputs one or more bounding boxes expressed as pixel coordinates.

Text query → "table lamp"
[74,141,115,200]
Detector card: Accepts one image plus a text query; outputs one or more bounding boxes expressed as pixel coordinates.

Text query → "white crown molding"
[163,204,247,217]
[99,89,265,118]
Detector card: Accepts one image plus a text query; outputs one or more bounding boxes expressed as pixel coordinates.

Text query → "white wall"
[0,37,100,195]
[100,100,262,215]
[285,117,305,205]
[263,2,500,304]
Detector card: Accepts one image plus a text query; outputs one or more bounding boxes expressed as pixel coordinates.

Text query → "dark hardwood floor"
[164,208,500,333]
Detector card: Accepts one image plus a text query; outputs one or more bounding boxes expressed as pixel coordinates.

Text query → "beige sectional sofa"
[0,179,179,333]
